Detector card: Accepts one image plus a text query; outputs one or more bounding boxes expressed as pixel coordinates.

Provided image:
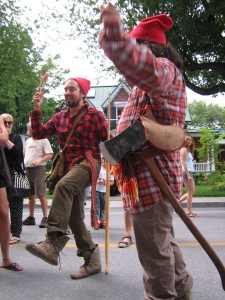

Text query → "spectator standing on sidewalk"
[94,157,114,230]
[1,113,24,245]
[23,123,53,228]
[0,116,23,271]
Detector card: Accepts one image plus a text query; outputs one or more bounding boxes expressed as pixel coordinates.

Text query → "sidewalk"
[23,195,225,208]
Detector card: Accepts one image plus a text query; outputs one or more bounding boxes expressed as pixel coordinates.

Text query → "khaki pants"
[131,198,193,300]
[47,158,100,253]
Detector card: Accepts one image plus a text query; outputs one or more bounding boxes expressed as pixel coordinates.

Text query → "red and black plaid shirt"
[100,17,187,213]
[30,102,108,169]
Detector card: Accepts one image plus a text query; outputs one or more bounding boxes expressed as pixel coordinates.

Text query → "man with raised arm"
[99,3,193,299]
[26,77,108,280]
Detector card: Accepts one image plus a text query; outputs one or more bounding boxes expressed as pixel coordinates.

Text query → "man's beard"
[66,98,81,108]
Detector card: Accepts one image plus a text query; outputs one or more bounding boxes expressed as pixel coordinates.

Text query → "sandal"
[187,212,198,217]
[118,236,133,248]
[9,237,21,245]
[1,262,23,271]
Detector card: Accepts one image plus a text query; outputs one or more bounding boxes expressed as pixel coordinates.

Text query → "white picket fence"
[194,161,215,173]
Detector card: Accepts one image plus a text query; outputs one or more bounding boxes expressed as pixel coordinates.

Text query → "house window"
[114,102,125,121]
[117,108,123,120]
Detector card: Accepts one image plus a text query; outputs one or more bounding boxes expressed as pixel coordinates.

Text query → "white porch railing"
[194,161,215,173]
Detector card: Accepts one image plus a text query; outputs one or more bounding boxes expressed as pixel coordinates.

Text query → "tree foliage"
[188,100,225,128]
[54,0,225,96]
[197,128,224,169]
[0,1,69,135]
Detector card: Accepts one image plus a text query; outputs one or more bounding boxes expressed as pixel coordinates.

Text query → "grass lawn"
[46,185,225,198]
[183,185,225,197]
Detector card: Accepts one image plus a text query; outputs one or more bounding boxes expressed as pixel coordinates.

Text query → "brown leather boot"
[25,232,70,265]
[70,244,101,279]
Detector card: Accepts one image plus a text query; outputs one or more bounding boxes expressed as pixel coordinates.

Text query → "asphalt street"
[1,199,225,300]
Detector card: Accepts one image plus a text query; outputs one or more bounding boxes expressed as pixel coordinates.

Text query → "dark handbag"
[13,171,30,198]
[1,136,30,198]
[1,146,30,198]
[6,163,30,199]
[47,106,87,193]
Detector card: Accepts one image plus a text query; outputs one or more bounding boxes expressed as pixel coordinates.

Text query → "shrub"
[194,172,208,185]
[217,162,225,174]
[212,182,225,191]
[207,172,225,185]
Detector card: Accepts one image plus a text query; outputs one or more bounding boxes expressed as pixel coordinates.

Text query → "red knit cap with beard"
[129,14,173,45]
[70,77,91,98]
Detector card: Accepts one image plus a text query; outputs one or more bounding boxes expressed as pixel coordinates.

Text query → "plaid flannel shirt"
[30,102,108,169]
[100,18,187,214]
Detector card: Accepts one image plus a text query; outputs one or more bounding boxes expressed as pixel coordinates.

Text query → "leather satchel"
[140,109,185,152]
[47,151,65,194]
[48,151,65,181]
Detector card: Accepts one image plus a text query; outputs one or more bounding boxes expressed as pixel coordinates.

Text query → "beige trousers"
[47,158,100,254]
[131,198,193,300]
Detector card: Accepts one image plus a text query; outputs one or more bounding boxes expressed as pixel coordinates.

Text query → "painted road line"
[10,242,225,248]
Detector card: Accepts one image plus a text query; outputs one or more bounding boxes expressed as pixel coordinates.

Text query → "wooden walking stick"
[144,157,225,291]
[105,92,111,274]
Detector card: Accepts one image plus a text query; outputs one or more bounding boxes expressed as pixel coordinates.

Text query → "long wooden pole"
[105,92,111,274]
[145,157,225,291]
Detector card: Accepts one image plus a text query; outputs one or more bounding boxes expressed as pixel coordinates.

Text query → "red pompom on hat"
[70,77,91,98]
[129,14,173,45]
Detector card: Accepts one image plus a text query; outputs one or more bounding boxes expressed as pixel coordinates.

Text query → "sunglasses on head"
[4,121,13,126]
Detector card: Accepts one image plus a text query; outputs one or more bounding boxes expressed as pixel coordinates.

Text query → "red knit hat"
[129,14,173,45]
[70,77,91,98]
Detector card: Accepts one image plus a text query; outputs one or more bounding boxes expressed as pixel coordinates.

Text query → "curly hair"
[136,40,183,71]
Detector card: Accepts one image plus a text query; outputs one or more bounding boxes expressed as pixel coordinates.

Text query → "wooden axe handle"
[144,157,225,291]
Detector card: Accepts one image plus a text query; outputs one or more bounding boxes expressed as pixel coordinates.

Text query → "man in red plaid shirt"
[26,77,108,280]
[99,3,193,299]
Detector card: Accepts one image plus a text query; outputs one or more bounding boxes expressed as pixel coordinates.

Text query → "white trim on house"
[101,82,131,108]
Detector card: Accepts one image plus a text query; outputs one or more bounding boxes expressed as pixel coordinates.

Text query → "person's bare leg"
[179,193,187,203]
[0,187,22,270]
[29,195,36,217]
[184,179,195,215]
[118,212,132,248]
[39,195,48,218]
[124,212,132,237]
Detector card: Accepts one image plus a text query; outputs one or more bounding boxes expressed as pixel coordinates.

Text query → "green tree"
[197,128,224,170]
[0,1,69,134]
[188,100,225,128]
[53,0,225,96]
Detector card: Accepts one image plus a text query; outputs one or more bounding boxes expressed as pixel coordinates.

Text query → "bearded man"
[26,77,108,280]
